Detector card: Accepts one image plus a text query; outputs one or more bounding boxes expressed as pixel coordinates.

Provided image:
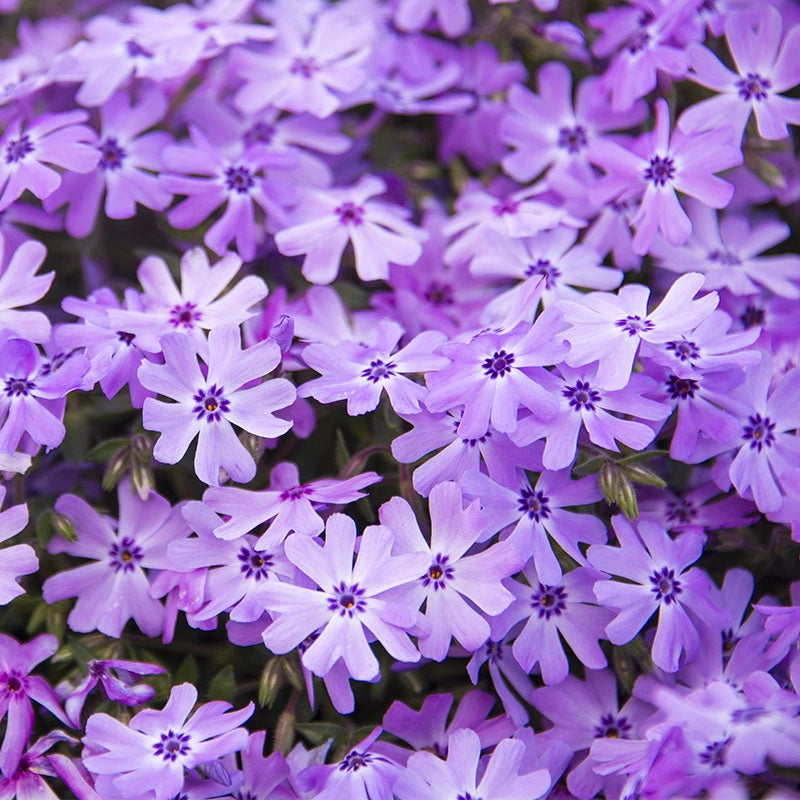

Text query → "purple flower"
[589,99,742,254]
[42,479,189,638]
[394,728,551,800]
[682,5,800,141]
[299,321,447,416]
[139,325,295,486]
[44,90,173,238]
[588,516,728,672]
[0,235,54,343]
[0,110,99,211]
[258,513,429,680]
[378,482,522,661]
[0,485,36,605]
[393,0,471,38]
[82,683,253,800]
[0,732,81,800]
[275,175,426,284]
[202,460,380,547]
[0,633,67,775]
[64,658,166,728]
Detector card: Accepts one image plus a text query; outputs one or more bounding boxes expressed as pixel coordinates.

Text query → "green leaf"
[616,450,669,466]
[36,511,54,549]
[86,439,130,462]
[68,637,94,670]
[295,722,343,746]
[334,429,351,473]
[208,664,235,703]
[175,655,199,687]
[622,463,667,489]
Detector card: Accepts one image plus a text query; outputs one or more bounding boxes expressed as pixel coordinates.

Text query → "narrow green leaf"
[208,664,236,703]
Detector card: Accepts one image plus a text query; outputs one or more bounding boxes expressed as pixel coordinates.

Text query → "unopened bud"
[622,463,666,489]
[241,432,265,464]
[599,462,617,506]
[273,708,296,756]
[51,511,77,543]
[282,654,306,693]
[269,314,294,355]
[614,471,639,520]
[131,461,154,501]
[102,448,131,492]
[259,658,285,708]
[130,433,153,462]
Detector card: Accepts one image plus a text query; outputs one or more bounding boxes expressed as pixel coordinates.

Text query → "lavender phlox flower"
[492,561,613,685]
[82,682,253,800]
[160,124,296,261]
[390,409,529,497]
[298,727,403,800]
[106,248,268,355]
[0,110,99,212]
[588,0,696,111]
[443,179,584,268]
[0,484,36,605]
[0,633,68,776]
[139,325,295,486]
[43,90,173,238]
[231,7,372,118]
[57,287,153,408]
[532,668,652,800]
[0,201,62,258]
[558,271,719,390]
[425,307,568,439]
[259,513,429,681]
[582,195,641,271]
[501,61,647,187]
[64,15,205,107]
[377,482,522,661]
[466,637,535,727]
[589,99,742,255]
[682,5,800,141]
[202,460,380,546]
[437,42,526,170]
[0,731,83,800]
[64,659,166,729]
[149,566,210,645]
[168,499,295,623]
[588,516,729,672]
[394,727,551,800]
[460,468,606,583]
[0,234,54,343]
[651,198,800,298]
[0,334,89,453]
[275,174,427,284]
[755,581,800,662]
[511,363,669,469]
[299,320,447,416]
[393,0,471,37]
[42,479,189,638]
[379,690,514,765]
[224,730,291,800]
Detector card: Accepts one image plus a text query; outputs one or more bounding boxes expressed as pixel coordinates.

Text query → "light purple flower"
[82,683,252,800]
[393,0,471,38]
[139,325,295,486]
[42,479,189,638]
[0,485,36,605]
[0,234,54,343]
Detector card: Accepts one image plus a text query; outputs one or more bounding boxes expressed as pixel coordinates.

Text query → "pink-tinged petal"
[195,421,255,486]
[145,400,201,465]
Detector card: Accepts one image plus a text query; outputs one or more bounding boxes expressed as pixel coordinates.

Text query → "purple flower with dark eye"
[589,98,741,255]
[0,485,36,606]
[0,235,54,343]
[82,683,252,800]
[682,5,800,141]
[0,110,99,211]
[274,175,427,284]
[139,325,295,486]
[258,514,429,681]
[588,516,728,673]
[42,479,189,638]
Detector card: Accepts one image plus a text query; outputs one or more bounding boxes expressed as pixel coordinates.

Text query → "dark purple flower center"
[298,631,320,654]
[243,121,276,147]
[563,380,601,412]
[665,498,696,525]
[665,339,699,361]
[666,374,699,400]
[649,566,682,604]
[742,413,775,451]
[424,281,454,306]
[117,331,136,346]
[1,671,28,696]
[485,640,504,663]
[88,660,107,677]
[361,358,397,383]
[238,546,274,580]
[615,314,654,336]
[517,487,551,522]
[126,39,153,59]
[721,627,736,657]
[482,349,515,378]
[192,384,230,423]
[335,201,364,226]
[233,794,257,800]
[290,56,319,77]
[421,553,454,590]
[169,301,202,329]
[731,706,766,724]
[643,155,675,187]
[5,134,34,164]
[224,165,255,194]
[279,484,312,502]
[458,794,483,800]
[739,305,764,329]
[628,30,651,53]
[525,258,561,289]
[153,730,191,761]
[109,536,144,573]
[707,248,741,266]
[736,73,771,102]
[453,419,492,447]
[530,583,567,620]
[593,713,632,739]
[41,352,71,376]
[4,377,35,397]
[698,738,731,767]
[99,137,126,171]
[557,124,587,153]
[492,198,519,217]
[328,581,366,617]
